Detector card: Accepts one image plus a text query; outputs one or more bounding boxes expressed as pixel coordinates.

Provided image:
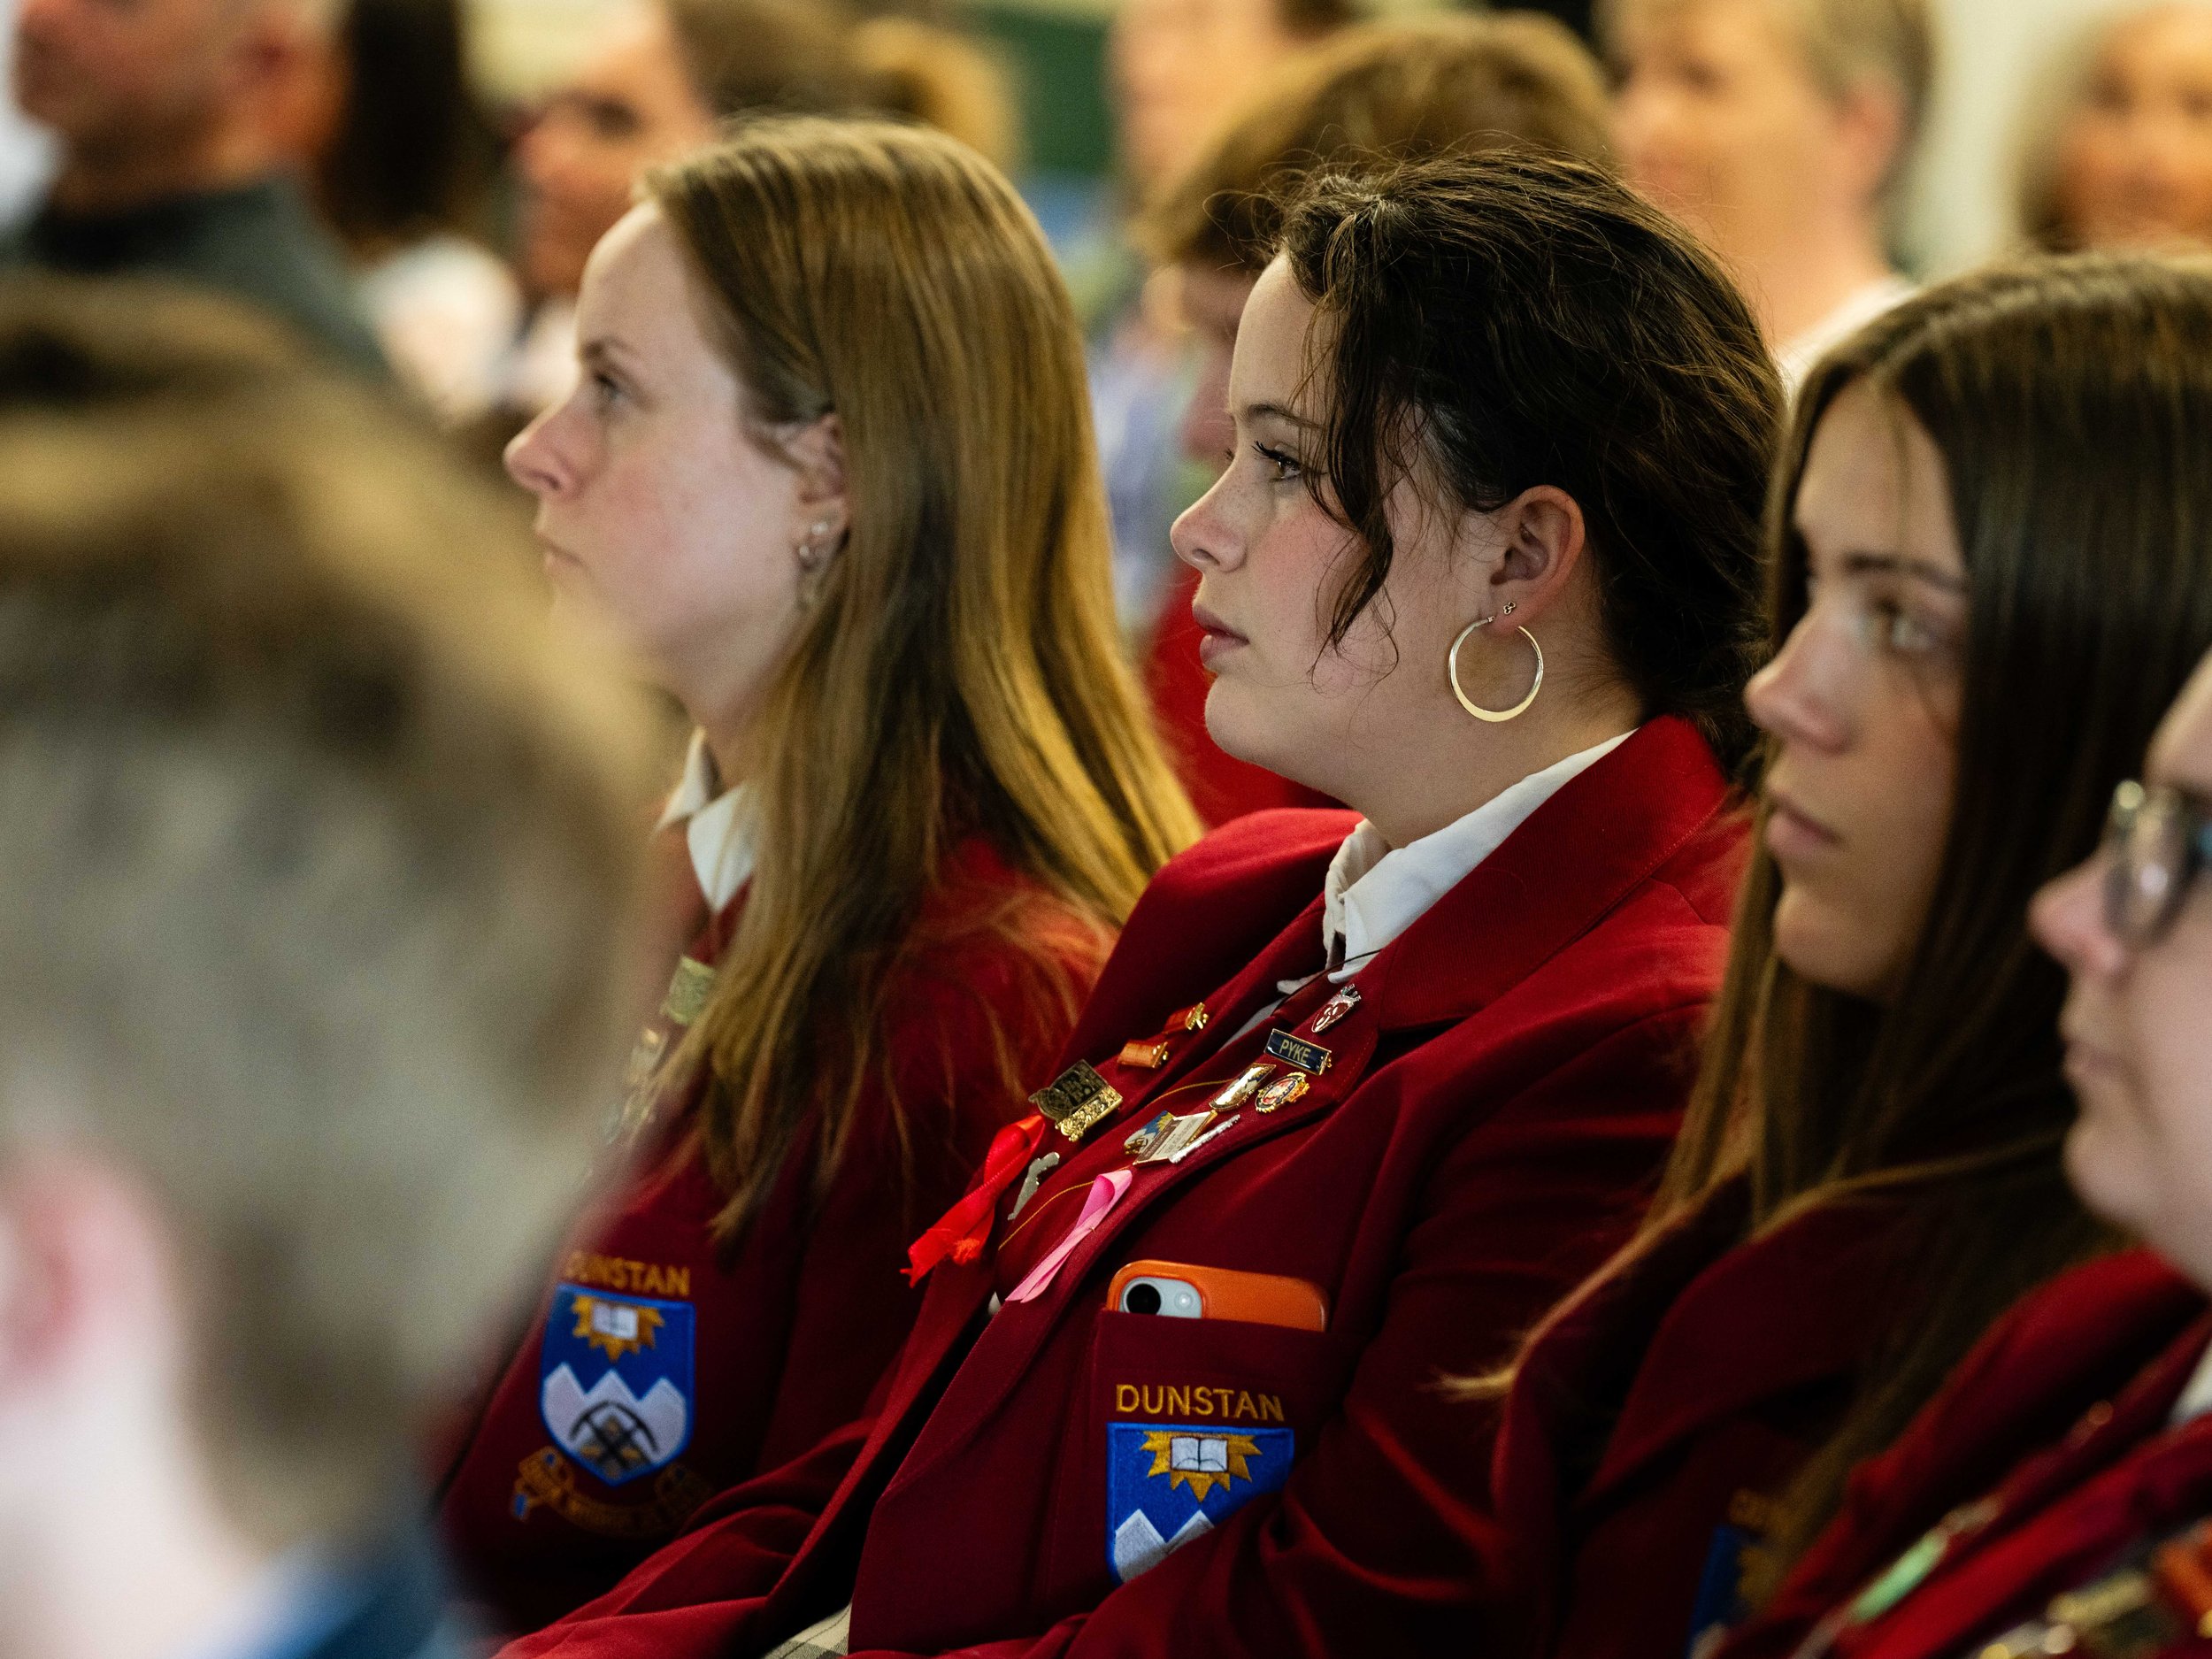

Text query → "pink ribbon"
[1005,1170,1133,1304]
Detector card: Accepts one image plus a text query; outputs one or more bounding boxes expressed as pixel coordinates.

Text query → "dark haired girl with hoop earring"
[498,149,1778,1659]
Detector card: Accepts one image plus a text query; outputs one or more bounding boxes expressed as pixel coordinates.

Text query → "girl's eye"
[1865,597,1950,659]
[589,371,627,411]
[1253,443,1304,483]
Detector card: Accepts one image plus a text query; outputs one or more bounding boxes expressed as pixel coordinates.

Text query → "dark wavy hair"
[1275,152,1782,776]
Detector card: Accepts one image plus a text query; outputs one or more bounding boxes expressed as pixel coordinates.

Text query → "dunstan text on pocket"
[1111,1384,1286,1422]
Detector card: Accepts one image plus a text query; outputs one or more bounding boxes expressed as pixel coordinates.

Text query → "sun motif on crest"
[1139,1432,1263,1502]
[570,1294,665,1363]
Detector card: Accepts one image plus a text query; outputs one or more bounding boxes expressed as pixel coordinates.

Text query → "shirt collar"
[656,731,757,912]
[1318,729,1636,981]
[2173,1338,2212,1426]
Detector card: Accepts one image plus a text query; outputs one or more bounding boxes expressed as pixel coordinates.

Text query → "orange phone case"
[1105,1259,1330,1332]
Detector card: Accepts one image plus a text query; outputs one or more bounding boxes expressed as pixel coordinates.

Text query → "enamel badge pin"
[1031,1061,1125,1145]
[1118,1038,1173,1071]
[1210,1063,1277,1112]
[1254,1074,1310,1114]
[1308,984,1362,1035]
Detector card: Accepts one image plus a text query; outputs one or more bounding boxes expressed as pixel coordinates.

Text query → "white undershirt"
[1229,729,1638,1039]
[657,731,757,912]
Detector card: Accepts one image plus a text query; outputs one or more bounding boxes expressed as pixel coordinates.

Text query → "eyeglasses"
[2101,779,2212,948]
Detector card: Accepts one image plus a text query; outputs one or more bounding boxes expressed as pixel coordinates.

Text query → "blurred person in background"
[849,14,1020,174]
[4,0,385,372]
[0,280,654,1659]
[297,0,521,426]
[1136,12,1617,824]
[442,117,1198,1636]
[1084,0,1350,640]
[500,0,853,419]
[0,0,52,230]
[1603,0,1933,390]
[2019,1,2212,255]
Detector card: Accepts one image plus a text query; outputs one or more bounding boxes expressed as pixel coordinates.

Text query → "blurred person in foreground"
[500,0,853,418]
[0,281,656,1659]
[1603,0,1933,391]
[1136,12,1616,824]
[2018,1,2212,256]
[4,0,384,372]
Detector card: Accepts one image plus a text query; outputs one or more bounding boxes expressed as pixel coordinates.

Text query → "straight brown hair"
[1563,254,2212,1594]
[648,118,1202,1236]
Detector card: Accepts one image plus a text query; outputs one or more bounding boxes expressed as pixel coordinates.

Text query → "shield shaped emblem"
[538,1283,695,1487]
[1104,1422,1294,1582]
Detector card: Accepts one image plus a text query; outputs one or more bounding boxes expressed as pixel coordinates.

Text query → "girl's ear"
[783,413,849,536]
[1473,485,1588,623]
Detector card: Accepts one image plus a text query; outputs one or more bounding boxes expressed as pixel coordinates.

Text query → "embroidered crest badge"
[1105,1422,1294,1582]
[538,1283,696,1487]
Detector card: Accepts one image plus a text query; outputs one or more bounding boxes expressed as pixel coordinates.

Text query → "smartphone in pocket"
[1105,1259,1329,1332]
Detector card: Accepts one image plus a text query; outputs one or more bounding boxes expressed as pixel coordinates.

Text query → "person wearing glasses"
[1468,254,2212,1659]
[1701,656,2212,1659]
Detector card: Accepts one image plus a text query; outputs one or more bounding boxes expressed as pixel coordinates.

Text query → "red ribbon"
[904,1111,1050,1284]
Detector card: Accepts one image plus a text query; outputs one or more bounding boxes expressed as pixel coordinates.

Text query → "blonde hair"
[1599,0,1936,196]
[646,117,1202,1234]
[0,303,657,1546]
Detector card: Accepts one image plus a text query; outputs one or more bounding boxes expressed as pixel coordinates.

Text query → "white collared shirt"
[2172,1339,2212,1426]
[1225,729,1638,1041]
[1317,730,1636,982]
[657,731,757,912]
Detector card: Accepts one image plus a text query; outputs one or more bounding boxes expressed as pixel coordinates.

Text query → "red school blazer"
[500,714,1746,1659]
[1718,1250,2212,1659]
[1487,1179,1924,1659]
[439,838,1109,1635]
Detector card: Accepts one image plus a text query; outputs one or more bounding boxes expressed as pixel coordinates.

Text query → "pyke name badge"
[1031,1061,1125,1145]
[1263,1029,1333,1076]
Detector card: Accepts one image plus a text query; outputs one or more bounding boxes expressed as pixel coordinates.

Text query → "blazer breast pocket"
[1043,1302,1356,1601]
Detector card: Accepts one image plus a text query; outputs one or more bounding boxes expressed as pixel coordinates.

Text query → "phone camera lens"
[1126,1282,1163,1315]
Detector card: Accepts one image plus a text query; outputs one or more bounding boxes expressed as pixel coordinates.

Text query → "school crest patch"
[1105,1423,1294,1582]
[538,1283,695,1486]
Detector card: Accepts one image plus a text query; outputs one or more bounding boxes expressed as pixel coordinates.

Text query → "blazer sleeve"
[495,1412,872,1658]
[842,1003,1704,1659]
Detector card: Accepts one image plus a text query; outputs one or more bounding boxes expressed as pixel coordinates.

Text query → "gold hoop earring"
[1448,607,1543,724]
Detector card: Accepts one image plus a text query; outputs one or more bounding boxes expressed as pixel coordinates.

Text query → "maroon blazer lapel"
[1372,717,1733,1033]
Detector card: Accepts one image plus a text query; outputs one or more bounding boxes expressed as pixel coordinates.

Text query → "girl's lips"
[1192,602,1248,669]
[1763,790,1840,862]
